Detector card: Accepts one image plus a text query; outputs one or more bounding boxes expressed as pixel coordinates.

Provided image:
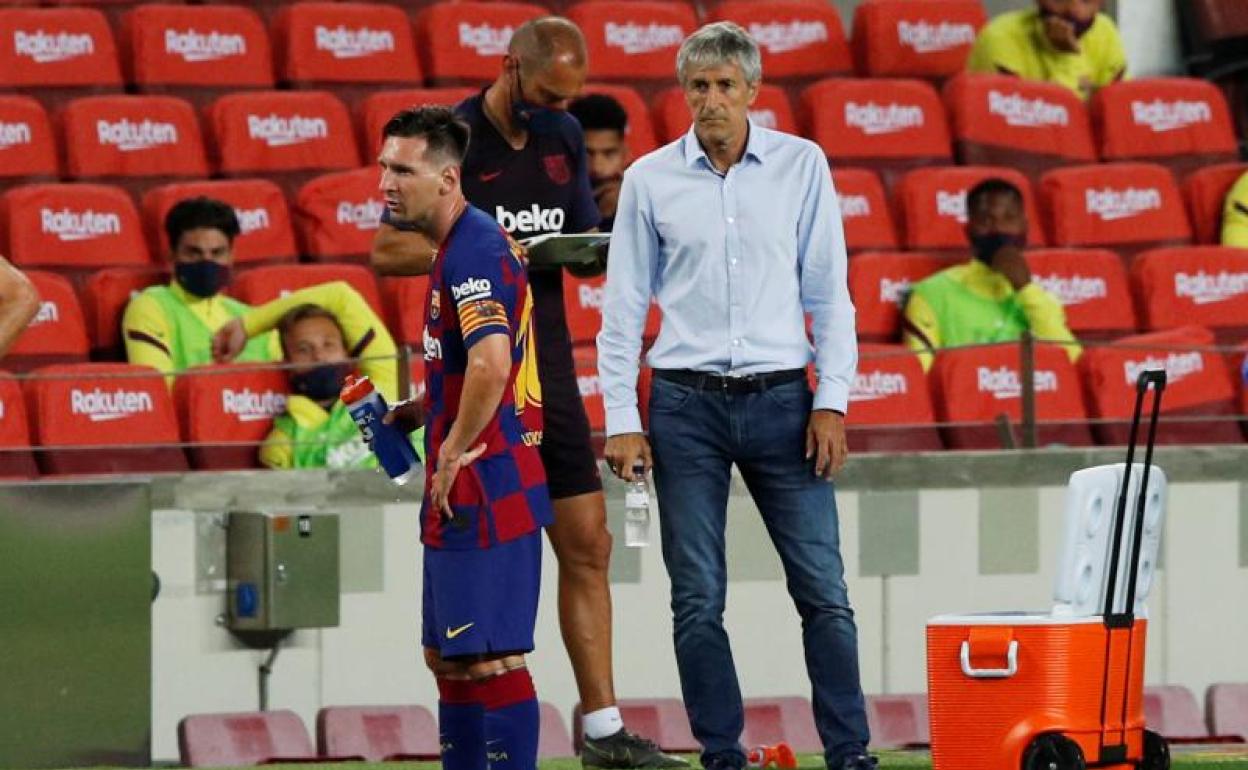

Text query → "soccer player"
[380,105,552,770]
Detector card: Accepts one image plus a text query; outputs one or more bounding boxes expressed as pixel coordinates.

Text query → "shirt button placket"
[724,170,741,371]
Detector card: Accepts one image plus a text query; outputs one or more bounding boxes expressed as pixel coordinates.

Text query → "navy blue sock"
[480,668,540,770]
[438,677,486,770]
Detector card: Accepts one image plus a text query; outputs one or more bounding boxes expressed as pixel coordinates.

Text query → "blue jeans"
[648,375,870,768]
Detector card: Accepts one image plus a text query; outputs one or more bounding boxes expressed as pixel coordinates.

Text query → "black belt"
[653,368,806,394]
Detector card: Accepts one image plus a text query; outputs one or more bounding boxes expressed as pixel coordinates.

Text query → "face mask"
[510,67,564,135]
[290,362,352,402]
[970,231,1028,263]
[1039,7,1095,38]
[175,260,231,299]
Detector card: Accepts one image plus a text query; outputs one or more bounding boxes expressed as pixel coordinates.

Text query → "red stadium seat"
[1143,686,1210,742]
[1182,162,1248,245]
[380,275,429,346]
[1023,248,1136,339]
[60,95,210,201]
[23,362,188,475]
[571,699,698,754]
[43,0,182,29]
[119,4,273,108]
[1,183,151,275]
[538,702,574,759]
[1039,163,1192,259]
[569,1,697,94]
[414,2,546,85]
[741,697,821,753]
[709,0,851,88]
[230,264,383,316]
[1091,78,1239,183]
[294,168,386,264]
[866,693,929,749]
[848,344,942,452]
[178,710,316,767]
[943,73,1097,181]
[1131,246,1248,342]
[895,166,1043,253]
[931,342,1092,449]
[80,265,168,359]
[142,179,297,266]
[4,270,90,372]
[848,251,945,341]
[1078,325,1240,445]
[1207,683,1248,742]
[850,0,986,80]
[358,87,477,161]
[562,272,661,347]
[316,704,440,761]
[0,96,58,191]
[653,84,796,143]
[0,372,37,479]
[583,83,659,159]
[833,168,898,252]
[801,78,951,191]
[0,8,122,111]
[174,363,288,470]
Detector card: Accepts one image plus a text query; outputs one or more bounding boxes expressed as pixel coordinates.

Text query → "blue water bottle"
[341,374,420,485]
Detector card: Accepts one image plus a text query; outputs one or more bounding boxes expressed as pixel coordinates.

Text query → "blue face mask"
[289,362,353,403]
[970,231,1028,263]
[510,67,564,135]
[175,260,231,299]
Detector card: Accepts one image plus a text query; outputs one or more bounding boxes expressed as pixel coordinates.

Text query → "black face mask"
[175,260,231,299]
[510,67,563,136]
[290,363,353,402]
[970,231,1028,263]
[1039,7,1095,38]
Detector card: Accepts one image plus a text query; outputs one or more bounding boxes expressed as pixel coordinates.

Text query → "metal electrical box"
[226,511,340,631]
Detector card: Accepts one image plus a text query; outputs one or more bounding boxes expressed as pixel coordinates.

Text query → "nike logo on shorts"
[446,622,475,639]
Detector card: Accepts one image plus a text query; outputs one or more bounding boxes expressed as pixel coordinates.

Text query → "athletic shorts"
[421,531,543,659]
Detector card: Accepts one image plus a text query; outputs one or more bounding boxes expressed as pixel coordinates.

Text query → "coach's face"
[683,61,758,152]
[378,135,454,232]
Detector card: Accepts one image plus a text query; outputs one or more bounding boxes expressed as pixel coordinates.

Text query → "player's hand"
[431,443,487,520]
[212,318,247,362]
[1043,14,1081,53]
[990,245,1032,291]
[382,398,425,435]
[806,410,847,480]
[604,433,652,482]
[594,178,623,219]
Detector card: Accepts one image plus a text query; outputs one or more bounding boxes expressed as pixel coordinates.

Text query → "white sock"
[583,706,624,740]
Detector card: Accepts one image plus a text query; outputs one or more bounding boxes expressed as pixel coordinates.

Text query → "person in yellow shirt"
[967,0,1127,101]
[1221,171,1248,248]
[903,178,1081,370]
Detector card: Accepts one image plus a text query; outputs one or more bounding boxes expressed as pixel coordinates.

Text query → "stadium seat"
[380,275,429,346]
[414,2,547,85]
[1078,325,1241,445]
[848,251,945,341]
[1038,163,1192,259]
[142,179,298,266]
[572,347,605,443]
[174,363,288,470]
[1,183,151,277]
[0,96,58,192]
[23,362,188,475]
[894,166,1044,253]
[562,272,661,347]
[119,4,273,108]
[272,3,422,109]
[230,264,383,317]
[571,699,698,754]
[851,0,985,81]
[568,1,698,96]
[583,83,659,159]
[1091,78,1239,183]
[865,693,929,749]
[1143,685,1210,742]
[316,704,440,761]
[1207,683,1248,742]
[741,697,821,753]
[293,168,385,264]
[538,701,575,759]
[708,0,851,93]
[1131,246,1248,343]
[206,90,360,199]
[833,168,898,252]
[653,84,796,143]
[1023,248,1136,340]
[931,342,1092,449]
[848,344,943,452]
[43,0,180,30]
[0,372,38,479]
[358,87,477,161]
[801,78,952,191]
[4,271,90,373]
[80,265,168,360]
[60,95,210,202]
[943,73,1097,181]
[1182,162,1248,245]
[177,709,316,767]
[0,7,122,112]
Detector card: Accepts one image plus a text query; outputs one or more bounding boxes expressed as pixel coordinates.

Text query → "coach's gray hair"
[676,22,762,86]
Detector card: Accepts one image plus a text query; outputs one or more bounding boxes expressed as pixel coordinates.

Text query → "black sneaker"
[834,754,878,770]
[582,728,691,769]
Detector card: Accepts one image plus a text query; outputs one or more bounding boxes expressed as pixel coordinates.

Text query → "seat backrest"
[562,272,661,348]
[1207,683,1248,741]
[0,8,122,88]
[654,84,795,143]
[849,344,942,453]
[359,87,477,161]
[208,90,359,175]
[895,165,1043,251]
[740,697,822,753]
[120,4,273,89]
[833,168,897,252]
[7,270,90,362]
[272,2,421,86]
[380,275,429,346]
[1131,246,1248,334]
[0,370,37,478]
[316,704,440,761]
[1143,685,1209,741]
[801,77,951,169]
[174,363,289,470]
[231,263,383,316]
[1024,248,1136,337]
[1189,0,1248,44]
[294,168,386,263]
[537,701,575,759]
[178,710,315,767]
[142,179,297,265]
[573,346,605,436]
[582,83,658,159]
[568,1,698,82]
[2,183,150,270]
[80,265,168,356]
[709,0,851,79]
[851,0,986,80]
[0,96,59,181]
[866,693,927,749]
[414,2,546,84]
[1182,162,1248,245]
[1039,162,1191,252]
[848,251,944,340]
[61,95,209,180]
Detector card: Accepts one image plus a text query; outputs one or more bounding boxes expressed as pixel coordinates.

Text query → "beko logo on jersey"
[897,21,976,53]
[1085,187,1162,221]
[495,204,565,233]
[247,114,329,147]
[1033,274,1108,306]
[222,388,286,421]
[451,277,493,302]
[314,25,395,59]
[988,90,1070,127]
[336,199,384,230]
[14,30,95,63]
[844,102,924,135]
[458,23,514,56]
[850,371,908,402]
[1124,353,1202,386]
[1173,270,1248,304]
[747,21,827,54]
[1131,99,1212,133]
[40,207,122,241]
[0,121,33,150]
[977,366,1058,400]
[70,387,154,422]
[935,189,967,222]
[879,278,913,305]
[97,119,179,152]
[839,194,871,218]
[604,22,684,55]
[164,29,247,62]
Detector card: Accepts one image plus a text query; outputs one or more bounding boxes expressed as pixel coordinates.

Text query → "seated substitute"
[1221,170,1248,248]
[568,93,631,231]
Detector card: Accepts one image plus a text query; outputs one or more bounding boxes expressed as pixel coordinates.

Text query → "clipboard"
[520,232,611,272]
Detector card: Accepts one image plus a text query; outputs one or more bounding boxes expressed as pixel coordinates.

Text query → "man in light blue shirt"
[597,21,874,770]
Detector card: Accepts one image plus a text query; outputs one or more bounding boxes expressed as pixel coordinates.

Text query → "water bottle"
[340,374,419,486]
[624,462,651,548]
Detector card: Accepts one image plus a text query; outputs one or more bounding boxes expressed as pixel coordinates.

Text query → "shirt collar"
[682,119,767,170]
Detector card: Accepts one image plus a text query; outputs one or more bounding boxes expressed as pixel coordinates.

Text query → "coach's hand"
[432,443,487,520]
[604,433,652,482]
[806,410,848,480]
[212,318,247,362]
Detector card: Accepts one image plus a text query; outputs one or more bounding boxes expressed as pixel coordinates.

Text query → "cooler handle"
[959,640,1018,679]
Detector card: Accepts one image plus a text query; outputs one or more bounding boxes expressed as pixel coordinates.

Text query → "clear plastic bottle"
[624,462,651,548]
